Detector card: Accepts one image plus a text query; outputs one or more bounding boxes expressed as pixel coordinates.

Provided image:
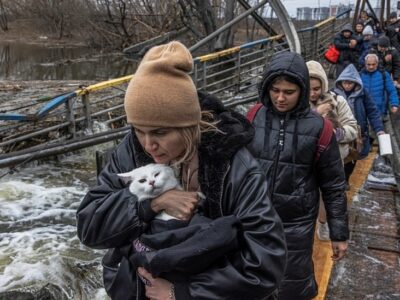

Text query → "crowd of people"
[75,12,399,299]
[318,10,400,241]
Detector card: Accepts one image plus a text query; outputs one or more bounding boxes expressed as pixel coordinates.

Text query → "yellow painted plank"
[196,47,241,63]
[76,75,133,96]
[313,148,377,300]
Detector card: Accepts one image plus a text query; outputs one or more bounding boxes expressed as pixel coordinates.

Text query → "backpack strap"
[247,103,332,162]
[246,103,263,123]
[315,118,334,162]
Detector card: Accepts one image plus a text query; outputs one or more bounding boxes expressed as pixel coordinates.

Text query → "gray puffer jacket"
[248,52,349,300]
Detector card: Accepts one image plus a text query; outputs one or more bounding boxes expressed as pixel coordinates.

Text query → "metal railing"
[298,9,352,62]
[0,12,351,169]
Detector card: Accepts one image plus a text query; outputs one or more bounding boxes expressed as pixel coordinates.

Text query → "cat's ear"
[117,171,134,184]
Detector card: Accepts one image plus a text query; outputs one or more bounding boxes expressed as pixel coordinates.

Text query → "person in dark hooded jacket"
[334,24,360,76]
[386,12,400,51]
[76,41,286,300]
[247,51,349,300]
[333,63,385,183]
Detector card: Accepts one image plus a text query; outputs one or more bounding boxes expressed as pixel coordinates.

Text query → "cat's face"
[118,164,180,200]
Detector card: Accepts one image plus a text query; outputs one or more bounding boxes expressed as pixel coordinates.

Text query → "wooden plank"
[313,148,377,299]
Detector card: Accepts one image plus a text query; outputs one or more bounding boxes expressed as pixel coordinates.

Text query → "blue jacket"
[358,38,374,67]
[360,67,399,115]
[334,64,384,158]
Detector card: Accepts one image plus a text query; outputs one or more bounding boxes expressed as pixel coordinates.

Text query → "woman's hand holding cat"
[151,190,198,221]
[138,267,175,300]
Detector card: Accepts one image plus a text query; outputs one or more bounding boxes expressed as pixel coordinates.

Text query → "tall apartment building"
[297,3,354,20]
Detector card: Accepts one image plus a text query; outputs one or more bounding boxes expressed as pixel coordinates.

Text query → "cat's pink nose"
[149,180,155,186]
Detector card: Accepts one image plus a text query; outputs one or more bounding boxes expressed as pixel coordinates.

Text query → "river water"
[0,41,136,81]
[0,138,116,298]
[0,141,115,299]
[0,40,132,298]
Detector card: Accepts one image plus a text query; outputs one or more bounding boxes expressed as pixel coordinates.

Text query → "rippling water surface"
[0,146,111,299]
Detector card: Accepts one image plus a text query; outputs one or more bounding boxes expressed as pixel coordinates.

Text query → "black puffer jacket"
[334,24,359,65]
[77,92,287,300]
[247,52,349,300]
[386,20,400,51]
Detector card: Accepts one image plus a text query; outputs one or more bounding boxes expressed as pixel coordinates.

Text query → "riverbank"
[0,19,87,48]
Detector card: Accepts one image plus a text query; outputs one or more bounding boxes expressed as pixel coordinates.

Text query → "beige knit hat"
[124,41,200,127]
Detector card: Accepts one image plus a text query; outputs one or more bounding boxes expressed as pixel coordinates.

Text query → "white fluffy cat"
[118,163,182,221]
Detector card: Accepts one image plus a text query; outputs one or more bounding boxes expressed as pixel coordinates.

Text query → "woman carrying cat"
[306,60,358,241]
[76,41,286,300]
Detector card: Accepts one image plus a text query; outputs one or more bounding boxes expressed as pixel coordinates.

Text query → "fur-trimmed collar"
[130,92,254,218]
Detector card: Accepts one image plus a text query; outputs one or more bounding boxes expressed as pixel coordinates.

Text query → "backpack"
[324,44,340,64]
[343,124,363,163]
[246,103,333,162]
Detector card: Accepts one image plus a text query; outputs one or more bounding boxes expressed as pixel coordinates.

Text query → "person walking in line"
[360,53,399,119]
[333,63,385,186]
[359,10,380,35]
[334,24,359,76]
[77,41,287,300]
[248,51,349,300]
[354,21,365,39]
[385,12,400,51]
[375,36,400,87]
[306,60,358,241]
[358,25,375,69]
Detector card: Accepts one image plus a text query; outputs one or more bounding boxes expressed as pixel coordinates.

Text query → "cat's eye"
[139,179,146,183]
[154,172,160,177]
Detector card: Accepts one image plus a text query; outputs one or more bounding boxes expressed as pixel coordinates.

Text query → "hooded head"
[258,51,309,114]
[335,64,363,91]
[362,25,373,36]
[124,41,201,127]
[378,35,390,48]
[341,24,354,35]
[306,60,329,93]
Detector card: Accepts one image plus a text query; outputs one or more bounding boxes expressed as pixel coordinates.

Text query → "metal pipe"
[237,0,279,36]
[268,0,301,53]
[0,129,130,169]
[189,0,268,53]
[0,102,125,147]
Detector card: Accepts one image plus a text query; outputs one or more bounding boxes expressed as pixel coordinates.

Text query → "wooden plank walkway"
[313,148,377,299]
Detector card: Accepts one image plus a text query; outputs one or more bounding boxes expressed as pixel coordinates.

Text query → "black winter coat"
[386,21,400,51]
[363,40,400,80]
[247,52,349,300]
[77,92,287,300]
[379,48,400,81]
[334,25,359,68]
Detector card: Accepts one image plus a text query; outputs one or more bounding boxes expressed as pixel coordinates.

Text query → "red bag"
[324,44,340,64]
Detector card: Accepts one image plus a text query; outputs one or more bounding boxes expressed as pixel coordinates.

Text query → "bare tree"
[84,0,182,49]
[214,0,236,50]
[178,0,237,51]
[0,0,248,51]
[0,0,8,31]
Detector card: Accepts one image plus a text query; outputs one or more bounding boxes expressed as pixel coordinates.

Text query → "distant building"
[297,7,312,20]
[330,4,354,17]
[297,3,354,20]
